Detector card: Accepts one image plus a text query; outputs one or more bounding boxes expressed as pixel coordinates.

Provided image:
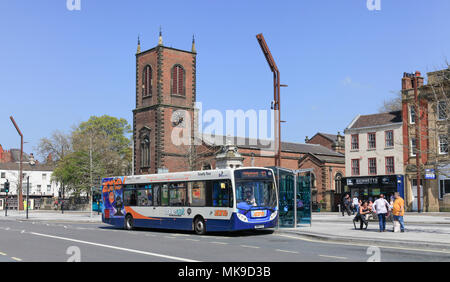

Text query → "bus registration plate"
[254,225,265,229]
[251,210,266,218]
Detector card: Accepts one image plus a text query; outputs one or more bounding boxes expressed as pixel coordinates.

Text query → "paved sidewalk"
[0,210,102,223]
[278,212,450,252]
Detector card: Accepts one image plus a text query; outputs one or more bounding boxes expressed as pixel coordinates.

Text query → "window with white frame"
[410,105,416,124]
[437,101,448,120]
[351,134,359,150]
[385,157,395,174]
[37,185,41,193]
[47,185,51,192]
[440,179,450,199]
[368,133,376,149]
[1,172,5,178]
[368,158,377,175]
[410,138,417,156]
[439,135,448,154]
[385,130,394,148]
[351,159,360,176]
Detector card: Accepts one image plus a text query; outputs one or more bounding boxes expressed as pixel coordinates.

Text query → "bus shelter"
[267,167,312,228]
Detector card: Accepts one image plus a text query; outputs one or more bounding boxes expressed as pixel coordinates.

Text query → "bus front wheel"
[194,217,206,235]
[125,214,134,230]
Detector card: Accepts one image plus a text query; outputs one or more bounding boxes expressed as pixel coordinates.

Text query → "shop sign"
[347,178,379,186]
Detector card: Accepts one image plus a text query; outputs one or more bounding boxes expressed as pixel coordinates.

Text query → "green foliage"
[51,115,132,195]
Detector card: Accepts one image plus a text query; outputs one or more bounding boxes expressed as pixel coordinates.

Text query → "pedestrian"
[352,194,359,215]
[373,194,390,232]
[341,194,352,216]
[353,201,370,230]
[392,192,405,232]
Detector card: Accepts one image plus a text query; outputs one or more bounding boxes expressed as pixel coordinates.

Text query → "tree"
[379,91,402,113]
[51,115,132,198]
[35,130,72,163]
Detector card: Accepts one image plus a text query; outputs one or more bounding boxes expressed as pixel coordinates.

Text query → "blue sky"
[1,0,449,160]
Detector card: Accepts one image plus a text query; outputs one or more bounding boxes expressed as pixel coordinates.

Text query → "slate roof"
[202,134,344,157]
[349,111,402,129]
[0,163,55,172]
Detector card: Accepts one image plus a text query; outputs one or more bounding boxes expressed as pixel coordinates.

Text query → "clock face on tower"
[171,110,186,128]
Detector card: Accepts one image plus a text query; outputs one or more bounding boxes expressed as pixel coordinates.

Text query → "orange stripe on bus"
[124,207,159,220]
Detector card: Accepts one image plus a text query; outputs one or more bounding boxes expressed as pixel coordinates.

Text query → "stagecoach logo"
[218,171,224,177]
[186,208,192,215]
[167,208,185,217]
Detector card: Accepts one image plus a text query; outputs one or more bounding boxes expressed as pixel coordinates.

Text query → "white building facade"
[342,111,405,201]
[0,163,60,209]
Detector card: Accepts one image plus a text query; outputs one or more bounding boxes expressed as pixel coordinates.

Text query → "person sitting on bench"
[353,201,370,230]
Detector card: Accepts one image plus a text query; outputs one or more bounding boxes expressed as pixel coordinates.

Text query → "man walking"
[352,194,359,215]
[392,192,405,232]
[373,194,390,232]
[341,194,352,216]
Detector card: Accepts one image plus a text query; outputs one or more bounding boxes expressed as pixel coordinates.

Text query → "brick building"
[401,69,449,211]
[305,132,345,154]
[133,33,197,174]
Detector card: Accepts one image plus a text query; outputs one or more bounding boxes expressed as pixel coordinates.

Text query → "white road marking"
[276,234,450,255]
[276,249,298,254]
[319,254,347,260]
[240,245,260,249]
[30,232,199,262]
[11,257,22,261]
[0,252,7,256]
[210,241,228,245]
[185,238,200,242]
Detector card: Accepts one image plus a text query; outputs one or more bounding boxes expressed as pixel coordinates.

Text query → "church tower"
[133,31,197,174]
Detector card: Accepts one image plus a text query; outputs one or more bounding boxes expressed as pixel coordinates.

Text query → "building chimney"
[305,136,309,143]
[415,71,424,88]
[402,72,414,90]
[47,153,53,163]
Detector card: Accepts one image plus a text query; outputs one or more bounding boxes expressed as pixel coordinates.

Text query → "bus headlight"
[237,213,248,223]
[270,210,278,221]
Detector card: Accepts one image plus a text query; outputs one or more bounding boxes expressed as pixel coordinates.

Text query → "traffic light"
[4,181,9,193]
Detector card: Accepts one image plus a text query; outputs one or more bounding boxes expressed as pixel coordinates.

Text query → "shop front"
[342,175,404,202]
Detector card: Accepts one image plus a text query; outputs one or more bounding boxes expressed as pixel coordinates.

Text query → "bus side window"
[212,180,230,207]
[124,185,137,206]
[189,181,206,207]
[161,184,169,206]
[153,184,161,206]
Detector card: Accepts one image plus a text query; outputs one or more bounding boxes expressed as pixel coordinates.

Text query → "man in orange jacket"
[392,192,405,232]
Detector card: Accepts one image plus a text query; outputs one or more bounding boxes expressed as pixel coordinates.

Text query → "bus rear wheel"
[125,214,134,230]
[194,217,206,235]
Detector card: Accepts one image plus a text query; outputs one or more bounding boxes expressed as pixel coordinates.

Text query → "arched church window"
[143,65,152,97]
[140,135,150,168]
[171,65,185,95]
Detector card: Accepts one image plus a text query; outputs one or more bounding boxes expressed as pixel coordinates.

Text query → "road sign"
[425,169,436,179]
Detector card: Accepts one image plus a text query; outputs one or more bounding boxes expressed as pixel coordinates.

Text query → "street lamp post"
[10,116,24,211]
[26,176,29,219]
[256,33,282,167]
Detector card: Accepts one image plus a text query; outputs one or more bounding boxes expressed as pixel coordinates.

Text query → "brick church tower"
[133,31,197,175]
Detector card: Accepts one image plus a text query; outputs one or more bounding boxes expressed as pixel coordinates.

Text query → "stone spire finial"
[191,34,196,53]
[137,35,141,54]
[158,26,163,46]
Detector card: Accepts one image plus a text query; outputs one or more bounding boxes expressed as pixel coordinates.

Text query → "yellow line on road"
[0,252,7,256]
